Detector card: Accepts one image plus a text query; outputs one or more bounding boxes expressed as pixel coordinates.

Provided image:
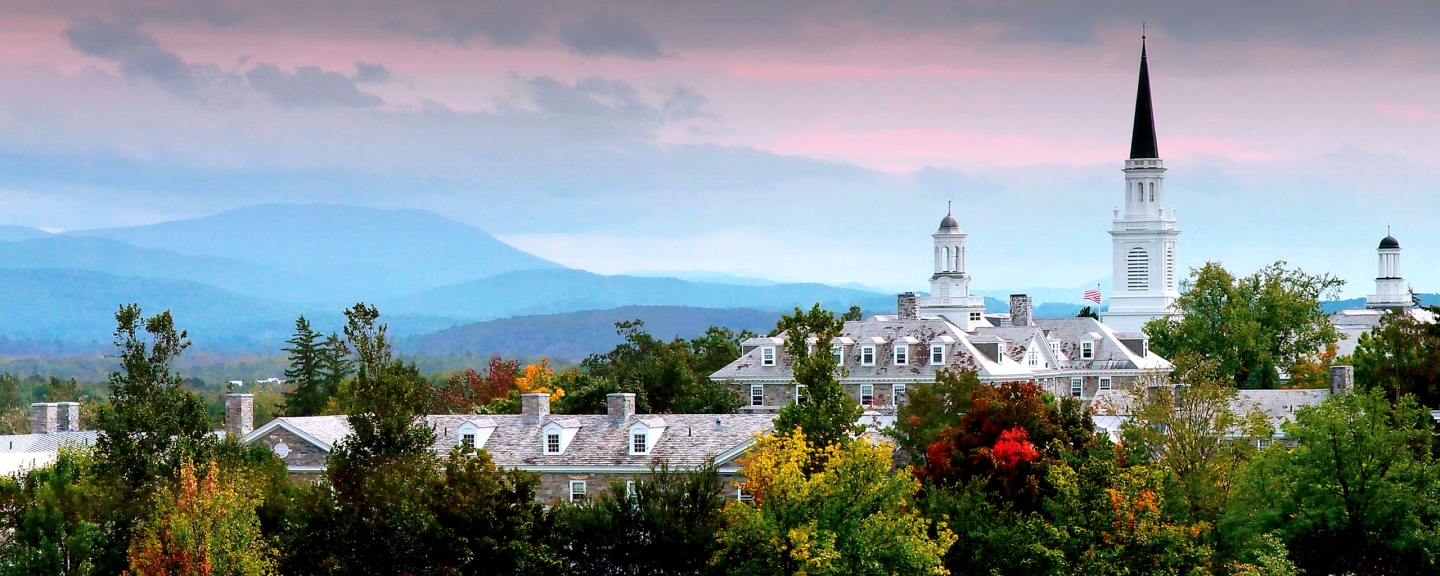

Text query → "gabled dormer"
[456,418,497,450]
[628,418,666,455]
[541,418,582,455]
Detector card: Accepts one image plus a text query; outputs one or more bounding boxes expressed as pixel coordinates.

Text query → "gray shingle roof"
[0,431,97,453]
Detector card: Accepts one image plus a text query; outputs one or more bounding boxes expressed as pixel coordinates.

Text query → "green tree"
[331,303,434,468]
[892,369,983,464]
[0,448,104,576]
[1145,261,1344,389]
[842,305,863,322]
[715,430,954,575]
[1353,306,1440,407]
[1224,389,1440,574]
[772,304,864,450]
[552,463,728,576]
[316,332,352,414]
[0,373,24,434]
[1075,306,1099,319]
[94,304,214,496]
[572,321,744,415]
[281,316,326,416]
[126,459,276,576]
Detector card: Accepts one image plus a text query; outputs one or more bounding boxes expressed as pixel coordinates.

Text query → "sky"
[1,1,1439,299]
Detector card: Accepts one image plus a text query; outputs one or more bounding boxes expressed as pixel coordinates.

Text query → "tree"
[94,305,214,496]
[892,369,983,465]
[427,449,562,575]
[281,316,327,417]
[842,305,863,322]
[772,304,864,449]
[552,463,728,576]
[1353,306,1440,407]
[714,429,954,575]
[126,459,276,576]
[1145,261,1344,389]
[316,332,351,414]
[1224,390,1440,575]
[1075,306,1099,319]
[574,322,745,415]
[0,448,104,576]
[0,373,24,434]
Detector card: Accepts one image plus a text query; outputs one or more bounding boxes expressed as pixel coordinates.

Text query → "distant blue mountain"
[0,225,50,242]
[66,203,562,301]
[383,268,898,321]
[402,305,783,360]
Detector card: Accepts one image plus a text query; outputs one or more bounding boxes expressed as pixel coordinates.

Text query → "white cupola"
[1367,231,1410,310]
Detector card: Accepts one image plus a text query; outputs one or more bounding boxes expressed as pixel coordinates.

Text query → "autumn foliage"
[126,460,275,576]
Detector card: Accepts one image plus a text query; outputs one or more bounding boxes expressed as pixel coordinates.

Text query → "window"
[1100,377,1112,391]
[860,384,874,406]
[1026,349,1037,366]
[570,480,587,502]
[761,347,776,366]
[1127,247,1150,291]
[930,344,945,365]
[1070,378,1083,397]
[632,432,648,454]
[861,346,875,366]
[832,345,844,364]
[626,480,637,498]
[1137,184,1143,202]
[794,385,807,404]
[1081,341,1094,360]
[1148,182,1155,202]
[895,345,908,365]
[546,433,561,454]
[893,383,907,402]
[1254,438,1271,450]
[1165,245,1176,291]
[750,384,764,407]
[461,432,476,449]
[737,486,754,502]
[969,312,982,322]
[1049,340,1060,357]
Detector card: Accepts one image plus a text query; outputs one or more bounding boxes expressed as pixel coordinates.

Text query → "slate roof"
[252,413,776,471]
[1088,387,1334,437]
[0,431,97,453]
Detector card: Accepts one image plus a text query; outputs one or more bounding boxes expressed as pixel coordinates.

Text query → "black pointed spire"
[1129,35,1159,159]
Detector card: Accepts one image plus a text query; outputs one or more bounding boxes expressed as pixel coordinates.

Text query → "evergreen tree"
[1353,306,1440,407]
[281,316,325,417]
[771,304,864,450]
[316,332,352,413]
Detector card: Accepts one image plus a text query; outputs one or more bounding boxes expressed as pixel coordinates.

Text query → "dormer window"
[894,345,908,365]
[930,344,944,365]
[628,420,665,455]
[861,346,875,366]
[461,432,475,448]
[832,345,844,364]
[457,420,496,451]
[542,419,581,455]
[1081,341,1094,360]
[546,433,560,454]
[761,347,776,366]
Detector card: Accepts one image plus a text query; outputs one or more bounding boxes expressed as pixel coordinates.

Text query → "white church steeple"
[1367,231,1410,310]
[1101,37,1182,333]
[919,203,989,330]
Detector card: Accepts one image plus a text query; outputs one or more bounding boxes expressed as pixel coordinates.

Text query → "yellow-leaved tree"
[715,429,954,575]
[125,459,276,576]
[515,358,565,402]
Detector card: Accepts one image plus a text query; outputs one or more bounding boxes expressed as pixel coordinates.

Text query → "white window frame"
[737,485,754,502]
[794,384,807,404]
[930,344,945,365]
[860,384,874,406]
[861,345,875,366]
[761,347,776,366]
[1026,349,1037,366]
[832,344,844,364]
[1080,341,1094,360]
[894,344,908,365]
[750,384,764,407]
[632,432,649,455]
[545,432,561,455]
[892,383,906,402]
[461,432,476,449]
[626,480,637,498]
[570,480,586,502]
[1070,378,1083,398]
[1099,377,1112,391]
[969,312,982,322]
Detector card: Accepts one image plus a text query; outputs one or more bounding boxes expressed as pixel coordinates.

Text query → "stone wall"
[253,427,329,474]
[536,471,748,504]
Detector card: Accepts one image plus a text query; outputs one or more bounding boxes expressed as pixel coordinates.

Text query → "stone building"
[242,393,776,502]
[0,401,94,475]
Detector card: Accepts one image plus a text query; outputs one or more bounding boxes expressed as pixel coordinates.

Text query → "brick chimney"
[607,393,636,423]
[56,402,80,432]
[1329,365,1354,396]
[225,393,254,439]
[897,292,920,320]
[29,403,56,434]
[521,393,551,424]
[1009,294,1033,327]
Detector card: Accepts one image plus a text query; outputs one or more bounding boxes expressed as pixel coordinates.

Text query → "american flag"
[1083,287,1102,304]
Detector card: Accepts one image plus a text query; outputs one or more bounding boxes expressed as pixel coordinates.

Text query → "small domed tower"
[1367,231,1410,310]
[919,203,988,330]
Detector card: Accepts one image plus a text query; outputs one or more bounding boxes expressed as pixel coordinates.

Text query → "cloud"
[245,63,382,108]
[353,62,392,84]
[62,17,202,98]
[559,10,663,60]
[385,5,544,46]
[661,87,710,122]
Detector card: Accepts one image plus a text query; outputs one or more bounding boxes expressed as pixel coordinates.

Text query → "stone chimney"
[29,403,57,434]
[56,402,80,432]
[521,393,551,424]
[1329,365,1354,396]
[897,292,920,320]
[607,393,636,423]
[1009,294,1033,327]
[225,393,254,439]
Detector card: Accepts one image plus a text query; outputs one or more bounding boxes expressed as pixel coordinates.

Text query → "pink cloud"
[1374,101,1440,122]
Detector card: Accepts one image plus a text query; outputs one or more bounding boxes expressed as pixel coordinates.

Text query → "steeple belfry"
[1101,37,1182,333]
